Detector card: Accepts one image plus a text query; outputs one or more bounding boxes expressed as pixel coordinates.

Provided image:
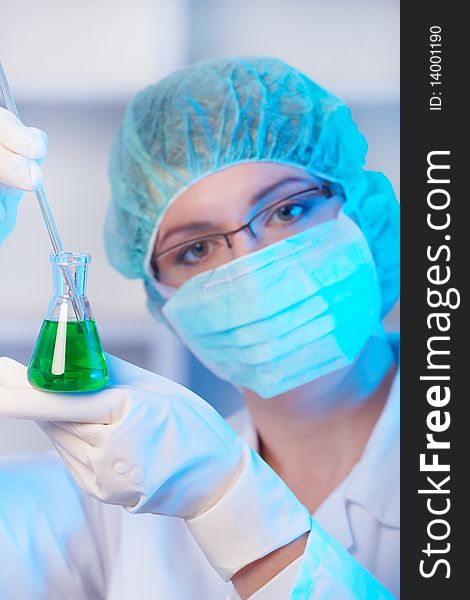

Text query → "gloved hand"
[0,107,47,244]
[0,354,311,580]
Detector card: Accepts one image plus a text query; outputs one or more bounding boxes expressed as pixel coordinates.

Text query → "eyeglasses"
[150,184,337,287]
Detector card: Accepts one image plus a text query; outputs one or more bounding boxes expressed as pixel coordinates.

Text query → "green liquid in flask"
[28,319,109,392]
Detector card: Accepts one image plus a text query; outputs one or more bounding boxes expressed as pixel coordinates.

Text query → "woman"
[0,57,399,598]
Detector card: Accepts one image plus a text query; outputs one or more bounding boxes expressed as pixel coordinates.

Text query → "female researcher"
[0,57,399,598]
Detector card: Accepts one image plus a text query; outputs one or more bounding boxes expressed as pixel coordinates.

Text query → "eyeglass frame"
[150,184,334,280]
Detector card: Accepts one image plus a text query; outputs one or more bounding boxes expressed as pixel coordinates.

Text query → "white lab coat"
[0,343,399,600]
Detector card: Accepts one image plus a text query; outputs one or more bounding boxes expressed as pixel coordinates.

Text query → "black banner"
[401,3,466,597]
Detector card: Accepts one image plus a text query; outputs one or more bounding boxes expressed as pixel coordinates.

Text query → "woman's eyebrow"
[249,176,318,206]
[158,221,216,247]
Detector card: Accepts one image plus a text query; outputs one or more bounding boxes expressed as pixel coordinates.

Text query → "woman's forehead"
[159,162,321,224]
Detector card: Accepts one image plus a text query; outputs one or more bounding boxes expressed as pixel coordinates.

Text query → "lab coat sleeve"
[228,519,395,600]
[0,450,120,600]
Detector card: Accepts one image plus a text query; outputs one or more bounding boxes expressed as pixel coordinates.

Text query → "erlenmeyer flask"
[28,252,109,392]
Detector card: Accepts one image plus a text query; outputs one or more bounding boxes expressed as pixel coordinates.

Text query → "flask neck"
[47,253,93,321]
[52,262,88,297]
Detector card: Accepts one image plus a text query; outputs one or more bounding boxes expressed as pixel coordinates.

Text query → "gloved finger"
[106,354,161,387]
[106,353,190,396]
[0,357,30,387]
[0,141,43,190]
[106,354,136,384]
[0,107,48,159]
[0,188,21,243]
[48,431,141,507]
[40,421,94,468]
[0,384,128,423]
[0,354,159,391]
[40,422,89,465]
[47,436,100,497]
[44,420,104,448]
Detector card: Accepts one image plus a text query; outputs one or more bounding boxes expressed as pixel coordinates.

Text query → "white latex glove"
[0,107,47,243]
[0,355,311,580]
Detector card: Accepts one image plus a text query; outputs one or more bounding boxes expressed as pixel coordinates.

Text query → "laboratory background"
[0,0,399,455]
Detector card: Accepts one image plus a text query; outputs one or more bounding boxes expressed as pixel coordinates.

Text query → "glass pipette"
[0,60,85,321]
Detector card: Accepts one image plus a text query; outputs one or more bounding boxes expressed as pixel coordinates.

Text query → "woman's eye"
[271,203,306,223]
[177,240,211,265]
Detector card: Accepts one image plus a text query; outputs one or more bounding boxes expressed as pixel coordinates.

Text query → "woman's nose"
[229,227,260,259]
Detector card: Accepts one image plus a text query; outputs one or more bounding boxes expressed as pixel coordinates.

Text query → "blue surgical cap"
[105,56,399,319]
